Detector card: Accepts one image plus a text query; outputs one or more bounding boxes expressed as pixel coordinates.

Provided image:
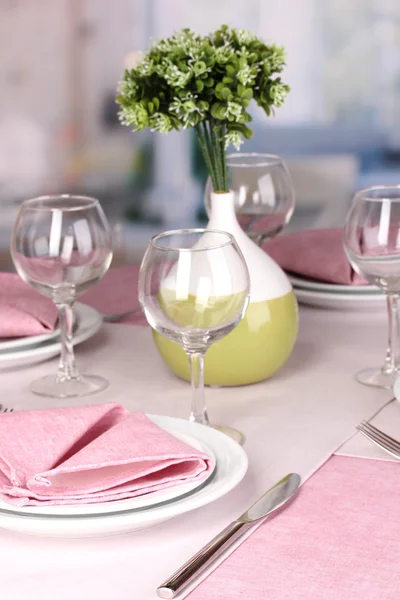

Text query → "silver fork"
[356,421,400,459]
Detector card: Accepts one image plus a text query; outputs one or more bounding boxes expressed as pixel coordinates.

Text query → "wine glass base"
[30,374,109,398]
[356,367,399,390]
[213,425,245,446]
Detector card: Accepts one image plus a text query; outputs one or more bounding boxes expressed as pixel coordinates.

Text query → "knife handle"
[157,519,252,598]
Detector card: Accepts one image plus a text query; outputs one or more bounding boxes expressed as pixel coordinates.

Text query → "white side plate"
[0,326,60,352]
[0,303,102,370]
[289,275,380,295]
[293,287,386,311]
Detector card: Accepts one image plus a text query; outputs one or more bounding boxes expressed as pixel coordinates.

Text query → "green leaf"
[242,125,253,139]
[215,82,225,97]
[220,87,233,101]
[178,60,189,72]
[193,61,207,75]
[198,100,209,111]
[211,102,226,120]
[184,100,196,112]
[195,79,204,92]
[228,123,253,139]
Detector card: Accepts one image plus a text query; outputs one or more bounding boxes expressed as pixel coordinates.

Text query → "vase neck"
[208,191,240,234]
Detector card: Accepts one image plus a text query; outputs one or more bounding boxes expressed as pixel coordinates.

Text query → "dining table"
[1,265,399,600]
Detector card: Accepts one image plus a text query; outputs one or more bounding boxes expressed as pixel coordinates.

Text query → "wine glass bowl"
[11,194,113,398]
[139,229,250,442]
[344,185,400,388]
[205,153,295,245]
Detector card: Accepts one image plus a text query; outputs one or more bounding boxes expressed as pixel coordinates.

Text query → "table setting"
[1,24,400,600]
[1,189,400,598]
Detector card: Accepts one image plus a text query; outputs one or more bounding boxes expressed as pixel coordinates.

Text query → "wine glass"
[205,153,295,245]
[138,229,250,443]
[11,194,113,398]
[344,185,400,389]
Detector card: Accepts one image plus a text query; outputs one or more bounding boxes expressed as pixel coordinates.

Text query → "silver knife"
[156,472,301,599]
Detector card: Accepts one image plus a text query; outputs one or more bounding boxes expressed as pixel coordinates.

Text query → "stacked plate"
[289,275,386,311]
[0,415,248,537]
[0,303,103,370]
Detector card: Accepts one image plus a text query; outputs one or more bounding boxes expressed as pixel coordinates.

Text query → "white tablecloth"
[0,305,396,600]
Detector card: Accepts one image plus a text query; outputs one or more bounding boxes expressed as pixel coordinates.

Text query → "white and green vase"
[153,191,298,386]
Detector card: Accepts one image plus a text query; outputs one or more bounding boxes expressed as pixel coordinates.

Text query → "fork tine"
[357,423,400,458]
[357,422,400,453]
[357,427,400,459]
[359,421,400,453]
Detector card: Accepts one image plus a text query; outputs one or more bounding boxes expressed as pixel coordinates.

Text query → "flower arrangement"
[116,25,289,192]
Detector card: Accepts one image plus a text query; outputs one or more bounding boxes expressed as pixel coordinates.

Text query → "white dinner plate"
[0,430,216,516]
[0,415,248,537]
[0,303,102,370]
[289,274,380,295]
[293,287,386,311]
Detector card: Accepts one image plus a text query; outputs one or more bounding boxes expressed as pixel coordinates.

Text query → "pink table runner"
[187,455,400,599]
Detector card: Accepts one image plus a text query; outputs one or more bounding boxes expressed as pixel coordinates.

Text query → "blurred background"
[1,0,400,267]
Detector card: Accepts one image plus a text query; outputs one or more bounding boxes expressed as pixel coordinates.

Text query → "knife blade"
[156,472,301,599]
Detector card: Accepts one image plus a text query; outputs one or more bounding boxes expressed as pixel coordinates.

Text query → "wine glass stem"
[56,303,79,381]
[187,351,210,426]
[383,293,400,374]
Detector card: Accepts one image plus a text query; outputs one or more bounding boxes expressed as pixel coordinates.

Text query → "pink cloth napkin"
[0,403,213,506]
[264,228,368,285]
[0,272,58,337]
[82,265,147,325]
[188,455,400,600]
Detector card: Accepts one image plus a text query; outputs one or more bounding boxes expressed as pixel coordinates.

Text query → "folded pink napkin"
[0,403,213,506]
[0,272,58,338]
[264,228,368,285]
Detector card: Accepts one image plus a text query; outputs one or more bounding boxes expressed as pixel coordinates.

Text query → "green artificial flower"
[116,25,290,191]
